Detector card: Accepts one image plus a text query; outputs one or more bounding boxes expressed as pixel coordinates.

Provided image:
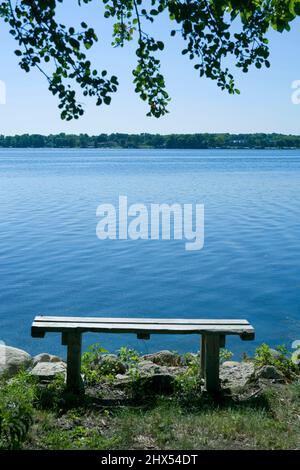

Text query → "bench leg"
[64,332,84,393]
[200,335,206,379]
[204,335,221,393]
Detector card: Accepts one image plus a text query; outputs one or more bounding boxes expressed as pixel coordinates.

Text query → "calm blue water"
[0,148,300,359]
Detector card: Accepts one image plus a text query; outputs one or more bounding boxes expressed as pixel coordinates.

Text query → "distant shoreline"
[1,133,300,150]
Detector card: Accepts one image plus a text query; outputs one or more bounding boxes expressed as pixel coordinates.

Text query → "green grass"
[23,384,300,450]
[1,343,300,450]
[0,371,36,449]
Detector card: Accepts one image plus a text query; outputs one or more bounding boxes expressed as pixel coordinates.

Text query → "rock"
[142,350,182,367]
[33,353,63,366]
[113,374,133,390]
[222,361,241,367]
[138,360,169,375]
[98,355,127,375]
[114,373,175,395]
[30,362,66,380]
[115,373,130,382]
[269,349,282,360]
[138,360,186,377]
[87,353,127,375]
[220,361,255,388]
[136,374,176,395]
[0,344,32,377]
[102,354,118,361]
[256,365,285,381]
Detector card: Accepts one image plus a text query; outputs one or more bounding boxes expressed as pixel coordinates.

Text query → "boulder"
[256,365,285,381]
[102,353,118,361]
[269,349,282,360]
[138,360,169,375]
[98,355,127,375]
[115,373,130,382]
[222,361,241,367]
[114,372,176,395]
[220,361,255,388]
[136,373,176,395]
[33,353,63,366]
[0,344,32,377]
[142,350,182,367]
[30,361,66,380]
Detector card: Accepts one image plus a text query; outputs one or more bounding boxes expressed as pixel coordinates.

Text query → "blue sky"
[0,2,300,135]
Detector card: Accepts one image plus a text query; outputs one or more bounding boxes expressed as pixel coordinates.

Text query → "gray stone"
[30,361,66,380]
[138,360,186,377]
[256,365,284,381]
[142,350,182,367]
[136,373,176,395]
[222,361,241,367]
[269,349,282,360]
[102,354,118,361]
[138,360,168,375]
[115,373,130,382]
[115,372,176,395]
[33,353,63,366]
[113,374,133,389]
[220,361,255,388]
[98,355,127,375]
[0,344,32,377]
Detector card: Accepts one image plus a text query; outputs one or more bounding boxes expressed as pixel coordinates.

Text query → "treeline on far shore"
[1,133,300,149]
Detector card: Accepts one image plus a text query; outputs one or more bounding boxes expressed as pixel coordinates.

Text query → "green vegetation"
[81,345,140,385]
[175,354,202,402]
[82,343,109,385]
[0,2,299,120]
[255,343,299,379]
[1,342,300,450]
[117,347,140,366]
[23,385,300,450]
[219,348,234,363]
[0,371,36,449]
[2,133,300,149]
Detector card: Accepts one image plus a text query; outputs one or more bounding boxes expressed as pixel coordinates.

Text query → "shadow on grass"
[36,381,271,416]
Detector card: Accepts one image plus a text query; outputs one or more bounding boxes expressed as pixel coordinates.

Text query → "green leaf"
[104,96,111,105]
[294,1,300,15]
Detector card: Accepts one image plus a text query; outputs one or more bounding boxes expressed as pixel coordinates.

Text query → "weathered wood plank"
[200,335,206,379]
[219,334,226,348]
[31,328,45,338]
[34,316,250,326]
[65,332,84,393]
[32,321,255,340]
[204,335,221,392]
[137,332,151,340]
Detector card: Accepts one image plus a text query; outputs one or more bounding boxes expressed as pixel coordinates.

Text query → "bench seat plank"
[32,319,254,339]
[33,316,250,325]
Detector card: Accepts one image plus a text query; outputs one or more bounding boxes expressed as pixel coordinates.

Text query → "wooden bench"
[31,316,255,393]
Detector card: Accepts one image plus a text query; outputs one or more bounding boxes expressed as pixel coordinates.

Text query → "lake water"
[1,148,300,359]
